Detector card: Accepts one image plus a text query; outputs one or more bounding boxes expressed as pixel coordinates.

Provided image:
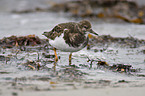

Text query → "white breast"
[49,34,86,52]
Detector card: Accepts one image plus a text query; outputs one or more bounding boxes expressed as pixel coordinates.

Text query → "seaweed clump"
[87,58,141,75]
[88,35,145,48]
[11,0,145,24]
[48,0,145,24]
[0,35,42,48]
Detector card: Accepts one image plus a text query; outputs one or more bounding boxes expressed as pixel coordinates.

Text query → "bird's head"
[79,20,98,36]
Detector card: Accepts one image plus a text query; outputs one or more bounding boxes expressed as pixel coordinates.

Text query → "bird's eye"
[84,25,88,29]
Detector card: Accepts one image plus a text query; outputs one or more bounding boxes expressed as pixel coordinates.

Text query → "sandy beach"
[2,87,144,96]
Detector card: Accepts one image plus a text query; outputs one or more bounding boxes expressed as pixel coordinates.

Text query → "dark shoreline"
[0,35,144,49]
[10,0,145,24]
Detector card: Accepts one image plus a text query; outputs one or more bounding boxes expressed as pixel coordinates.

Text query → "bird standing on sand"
[43,20,98,65]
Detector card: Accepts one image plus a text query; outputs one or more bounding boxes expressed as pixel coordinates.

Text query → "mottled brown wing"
[46,25,63,40]
[63,29,86,47]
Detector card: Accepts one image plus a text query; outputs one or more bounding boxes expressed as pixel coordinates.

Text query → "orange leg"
[69,53,72,65]
[53,48,58,71]
[53,48,58,62]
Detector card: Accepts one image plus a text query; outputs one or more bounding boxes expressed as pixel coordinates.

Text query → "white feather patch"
[49,33,85,52]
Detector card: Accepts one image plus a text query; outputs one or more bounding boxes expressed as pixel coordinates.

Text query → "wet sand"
[3,87,144,96]
[32,87,145,96]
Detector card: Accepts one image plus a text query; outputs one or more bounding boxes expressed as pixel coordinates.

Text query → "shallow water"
[0,1,145,95]
[0,45,145,94]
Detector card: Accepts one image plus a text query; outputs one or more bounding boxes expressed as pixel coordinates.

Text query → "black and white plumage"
[43,20,98,65]
[43,20,98,52]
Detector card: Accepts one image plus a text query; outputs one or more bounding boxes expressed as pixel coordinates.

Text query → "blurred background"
[0,0,145,12]
[0,0,145,39]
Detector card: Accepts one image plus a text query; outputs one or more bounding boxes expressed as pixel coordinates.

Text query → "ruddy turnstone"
[43,20,98,65]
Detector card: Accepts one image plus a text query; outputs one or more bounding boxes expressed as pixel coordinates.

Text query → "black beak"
[89,29,98,36]
[42,32,48,37]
